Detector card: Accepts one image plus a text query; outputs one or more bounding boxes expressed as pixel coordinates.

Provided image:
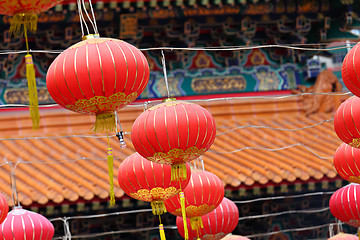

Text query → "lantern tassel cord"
[171,164,187,182]
[158,215,166,240]
[358,227,360,240]
[180,191,189,240]
[22,23,40,130]
[106,135,115,206]
[190,217,204,231]
[151,201,167,216]
[92,113,116,133]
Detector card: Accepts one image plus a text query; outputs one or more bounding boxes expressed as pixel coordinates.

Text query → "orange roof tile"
[0,94,342,207]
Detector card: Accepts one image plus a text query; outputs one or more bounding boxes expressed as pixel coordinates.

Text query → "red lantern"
[329,184,360,227]
[118,152,191,240]
[333,143,360,183]
[47,35,150,205]
[0,193,8,224]
[118,152,191,213]
[0,207,54,240]
[165,170,224,236]
[328,233,358,240]
[46,35,150,132]
[341,42,360,97]
[334,96,360,148]
[131,99,216,180]
[177,197,239,240]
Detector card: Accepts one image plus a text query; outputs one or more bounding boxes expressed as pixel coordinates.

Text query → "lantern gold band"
[82,34,100,40]
[162,97,177,103]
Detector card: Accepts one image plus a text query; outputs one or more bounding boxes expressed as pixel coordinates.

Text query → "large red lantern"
[334,96,360,148]
[0,193,8,224]
[333,143,360,183]
[47,35,150,205]
[165,170,224,237]
[177,197,239,240]
[131,99,216,180]
[46,35,150,132]
[341,42,360,97]
[118,152,191,240]
[0,207,54,239]
[329,184,360,227]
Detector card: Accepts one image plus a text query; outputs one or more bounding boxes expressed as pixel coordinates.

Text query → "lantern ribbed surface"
[118,152,191,203]
[0,207,54,240]
[341,42,360,97]
[46,36,149,116]
[0,193,8,224]
[328,232,358,240]
[333,143,360,183]
[176,197,239,240]
[131,100,216,165]
[329,184,360,227]
[334,96,360,148]
[164,170,224,218]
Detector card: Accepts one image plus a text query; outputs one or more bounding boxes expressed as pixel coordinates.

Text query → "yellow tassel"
[151,201,167,215]
[9,13,38,36]
[180,191,189,240]
[358,228,360,240]
[159,224,166,240]
[92,113,116,133]
[107,148,115,206]
[190,217,203,230]
[171,164,187,182]
[25,54,40,130]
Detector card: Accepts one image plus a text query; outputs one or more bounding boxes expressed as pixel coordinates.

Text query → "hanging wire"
[77,0,89,36]
[0,92,351,109]
[81,0,98,35]
[161,50,170,98]
[9,161,20,207]
[88,0,99,34]
[208,143,333,159]
[63,217,72,240]
[0,42,354,56]
[329,223,334,237]
[216,119,335,136]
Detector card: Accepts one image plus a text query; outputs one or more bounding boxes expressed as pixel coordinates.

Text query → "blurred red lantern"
[177,197,239,240]
[46,35,150,132]
[341,42,360,97]
[0,193,8,224]
[165,170,224,236]
[329,184,360,227]
[131,99,216,181]
[0,0,63,129]
[334,96,360,148]
[328,232,358,240]
[334,143,360,183]
[0,207,54,240]
[118,152,191,240]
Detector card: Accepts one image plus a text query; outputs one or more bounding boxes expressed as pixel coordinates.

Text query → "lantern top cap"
[82,34,100,41]
[162,97,177,103]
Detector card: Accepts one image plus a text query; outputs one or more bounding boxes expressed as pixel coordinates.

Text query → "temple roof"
[0,90,343,207]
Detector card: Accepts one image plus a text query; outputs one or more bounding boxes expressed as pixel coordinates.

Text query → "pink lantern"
[328,232,358,239]
[0,207,54,240]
